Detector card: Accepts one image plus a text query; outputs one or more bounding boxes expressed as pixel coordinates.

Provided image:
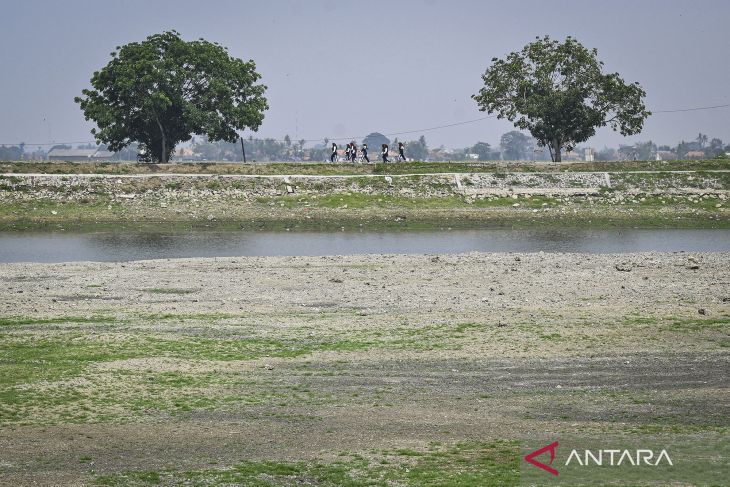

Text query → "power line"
[2,101,728,148]
[651,102,730,113]
[303,115,498,144]
[0,140,103,147]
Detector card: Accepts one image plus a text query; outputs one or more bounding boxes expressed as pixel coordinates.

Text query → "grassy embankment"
[2,185,729,232]
[1,160,729,231]
[2,158,730,175]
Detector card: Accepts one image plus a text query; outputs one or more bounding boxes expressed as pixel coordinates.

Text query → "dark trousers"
[363,152,369,163]
[331,153,336,162]
[382,154,389,163]
[399,150,405,161]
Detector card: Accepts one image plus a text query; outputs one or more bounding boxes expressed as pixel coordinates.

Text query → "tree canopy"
[470,142,497,161]
[0,145,24,160]
[362,132,390,148]
[473,36,650,162]
[500,131,534,160]
[75,31,268,163]
[406,135,429,161]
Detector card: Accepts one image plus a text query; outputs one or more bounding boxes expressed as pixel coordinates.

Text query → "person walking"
[351,142,358,163]
[398,142,406,162]
[381,144,389,163]
[330,142,337,163]
[362,143,370,163]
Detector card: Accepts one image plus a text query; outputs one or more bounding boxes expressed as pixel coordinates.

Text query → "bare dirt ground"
[0,252,728,485]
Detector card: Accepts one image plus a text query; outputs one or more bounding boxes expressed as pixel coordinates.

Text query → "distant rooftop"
[47,148,114,159]
[47,149,97,157]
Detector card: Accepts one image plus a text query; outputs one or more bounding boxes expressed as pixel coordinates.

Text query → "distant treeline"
[1,131,728,162]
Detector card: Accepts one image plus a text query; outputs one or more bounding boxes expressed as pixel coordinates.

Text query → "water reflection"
[0,228,728,263]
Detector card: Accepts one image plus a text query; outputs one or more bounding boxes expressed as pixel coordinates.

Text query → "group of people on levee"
[330,141,406,163]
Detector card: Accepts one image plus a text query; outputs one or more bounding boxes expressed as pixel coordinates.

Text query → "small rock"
[51,210,58,215]
[329,278,343,283]
[615,263,632,272]
[698,308,707,315]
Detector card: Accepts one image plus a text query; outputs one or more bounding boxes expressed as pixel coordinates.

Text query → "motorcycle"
[136,149,152,163]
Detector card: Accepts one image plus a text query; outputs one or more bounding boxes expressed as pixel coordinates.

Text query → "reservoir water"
[0,228,728,263]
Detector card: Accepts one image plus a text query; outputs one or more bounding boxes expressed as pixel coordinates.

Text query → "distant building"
[617,146,639,161]
[93,150,115,159]
[172,147,197,162]
[561,150,582,161]
[47,148,115,161]
[584,148,594,162]
[685,150,705,159]
[656,151,677,161]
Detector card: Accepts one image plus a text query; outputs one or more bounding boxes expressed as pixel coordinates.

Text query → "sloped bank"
[1,171,728,230]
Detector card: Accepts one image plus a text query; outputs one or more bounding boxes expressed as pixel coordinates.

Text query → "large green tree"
[75,31,268,163]
[473,36,650,162]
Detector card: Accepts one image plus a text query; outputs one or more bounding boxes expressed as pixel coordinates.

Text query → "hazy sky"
[1,0,728,150]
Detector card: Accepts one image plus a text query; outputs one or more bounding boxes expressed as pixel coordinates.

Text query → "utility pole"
[240,137,247,163]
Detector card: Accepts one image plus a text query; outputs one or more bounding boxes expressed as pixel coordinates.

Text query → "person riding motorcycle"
[137,148,152,163]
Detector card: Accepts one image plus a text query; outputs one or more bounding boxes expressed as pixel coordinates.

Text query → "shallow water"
[0,228,729,263]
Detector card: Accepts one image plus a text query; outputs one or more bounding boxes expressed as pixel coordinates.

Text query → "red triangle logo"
[524,440,559,476]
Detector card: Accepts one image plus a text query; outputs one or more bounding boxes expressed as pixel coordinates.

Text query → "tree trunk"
[550,139,562,162]
[154,117,167,164]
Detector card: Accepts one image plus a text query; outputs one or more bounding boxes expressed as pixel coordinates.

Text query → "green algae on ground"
[93,441,519,487]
